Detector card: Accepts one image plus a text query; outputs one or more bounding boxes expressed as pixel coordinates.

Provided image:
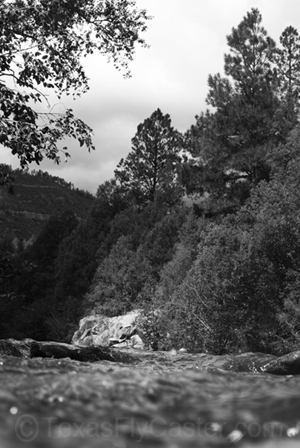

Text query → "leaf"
[0,0,150,166]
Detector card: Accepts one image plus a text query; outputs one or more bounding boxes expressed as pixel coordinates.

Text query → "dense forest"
[1,8,300,355]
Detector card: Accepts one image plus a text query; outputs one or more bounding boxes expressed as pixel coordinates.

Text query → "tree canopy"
[0,0,150,166]
[185,8,300,208]
[115,108,183,205]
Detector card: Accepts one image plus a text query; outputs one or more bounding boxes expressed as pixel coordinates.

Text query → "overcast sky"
[1,0,299,194]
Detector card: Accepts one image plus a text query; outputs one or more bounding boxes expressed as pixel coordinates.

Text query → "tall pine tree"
[115,109,183,205]
[185,9,300,208]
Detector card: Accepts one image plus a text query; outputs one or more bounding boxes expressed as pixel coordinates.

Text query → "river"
[0,350,300,447]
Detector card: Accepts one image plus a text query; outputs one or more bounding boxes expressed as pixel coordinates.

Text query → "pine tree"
[115,109,183,205]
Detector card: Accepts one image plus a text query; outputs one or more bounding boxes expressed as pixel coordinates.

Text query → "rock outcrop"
[72,310,144,349]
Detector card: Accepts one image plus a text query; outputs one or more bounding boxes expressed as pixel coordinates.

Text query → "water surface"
[0,350,300,447]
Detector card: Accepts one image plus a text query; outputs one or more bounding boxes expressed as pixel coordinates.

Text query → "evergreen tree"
[184,9,298,209]
[115,109,183,205]
[275,26,300,97]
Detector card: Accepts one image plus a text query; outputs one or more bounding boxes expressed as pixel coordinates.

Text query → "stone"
[72,310,144,348]
[0,338,33,357]
[262,350,300,375]
[30,341,115,362]
[0,338,138,363]
[130,334,144,349]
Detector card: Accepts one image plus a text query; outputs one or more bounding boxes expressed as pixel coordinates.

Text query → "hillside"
[0,167,95,243]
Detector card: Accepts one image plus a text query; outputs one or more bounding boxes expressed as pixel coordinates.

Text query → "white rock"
[72,310,143,348]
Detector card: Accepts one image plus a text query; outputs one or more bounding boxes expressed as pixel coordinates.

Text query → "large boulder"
[72,310,144,349]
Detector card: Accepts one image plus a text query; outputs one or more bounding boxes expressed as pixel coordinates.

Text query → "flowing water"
[0,350,300,447]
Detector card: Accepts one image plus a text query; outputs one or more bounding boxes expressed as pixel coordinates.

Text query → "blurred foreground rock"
[0,351,300,448]
[1,339,300,447]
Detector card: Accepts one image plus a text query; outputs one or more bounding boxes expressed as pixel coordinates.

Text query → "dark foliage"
[0,0,150,166]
